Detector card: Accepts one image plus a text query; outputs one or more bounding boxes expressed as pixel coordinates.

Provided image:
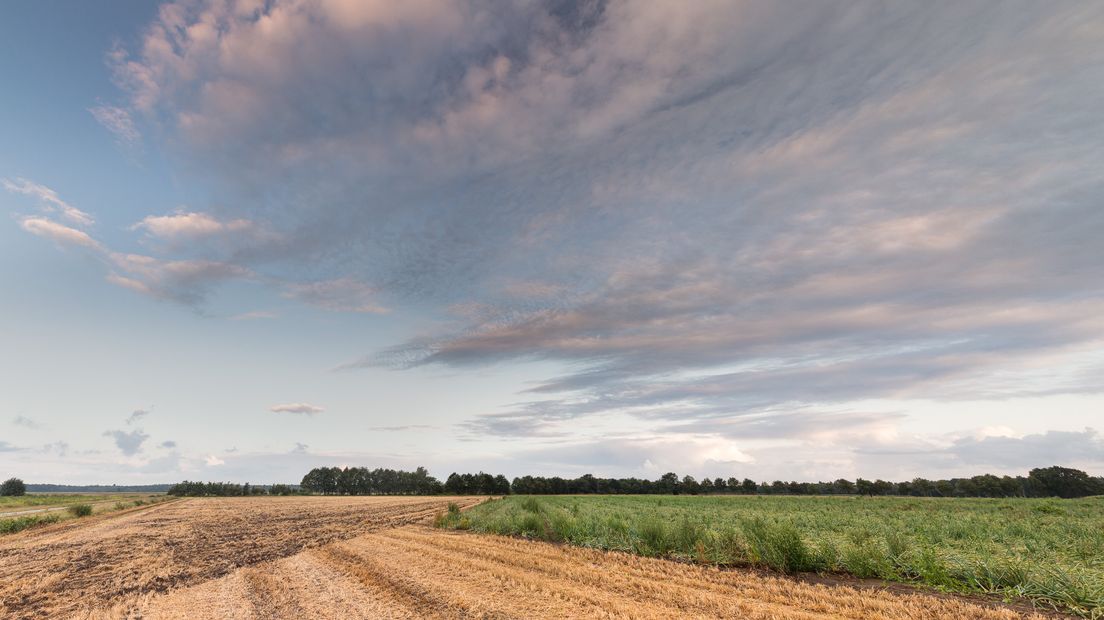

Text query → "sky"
[1,1,1102,485]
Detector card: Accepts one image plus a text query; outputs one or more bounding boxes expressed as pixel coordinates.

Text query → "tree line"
[166,481,298,496]
[299,466,444,495]
[511,466,1103,499]
[163,465,1102,499]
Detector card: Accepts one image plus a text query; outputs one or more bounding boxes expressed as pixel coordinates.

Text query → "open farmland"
[0,496,1066,619]
[0,493,157,510]
[0,495,483,618]
[439,495,1104,617]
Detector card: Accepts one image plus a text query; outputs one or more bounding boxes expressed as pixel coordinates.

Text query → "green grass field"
[438,495,1104,617]
[0,494,149,510]
[0,494,169,535]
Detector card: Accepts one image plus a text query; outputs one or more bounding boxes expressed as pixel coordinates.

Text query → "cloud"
[205,454,225,466]
[126,409,150,425]
[0,441,21,452]
[19,217,102,250]
[95,2,1104,458]
[89,105,141,145]
[947,428,1104,469]
[229,311,277,320]
[103,428,150,456]
[291,442,309,454]
[270,402,324,415]
[131,210,254,240]
[105,253,253,305]
[159,440,177,449]
[2,177,94,227]
[41,441,69,457]
[12,415,39,429]
[368,424,435,432]
[10,189,253,305]
[282,279,386,314]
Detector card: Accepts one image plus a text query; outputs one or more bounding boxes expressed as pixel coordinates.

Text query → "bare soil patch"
[0,496,483,619]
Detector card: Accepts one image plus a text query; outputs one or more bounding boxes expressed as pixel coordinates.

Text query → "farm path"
[0,497,1058,619]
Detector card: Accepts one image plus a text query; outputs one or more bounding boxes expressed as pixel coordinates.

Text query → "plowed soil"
[0,497,1057,619]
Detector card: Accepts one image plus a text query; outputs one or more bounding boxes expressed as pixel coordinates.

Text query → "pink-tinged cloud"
[19,217,102,250]
[131,210,254,239]
[3,178,94,227]
[282,278,386,314]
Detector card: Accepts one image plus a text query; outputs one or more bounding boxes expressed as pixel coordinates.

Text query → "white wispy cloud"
[270,402,325,416]
[19,217,102,250]
[131,210,254,239]
[88,104,141,145]
[3,177,94,227]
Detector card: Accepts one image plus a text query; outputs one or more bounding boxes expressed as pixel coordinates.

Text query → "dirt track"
[0,497,1055,619]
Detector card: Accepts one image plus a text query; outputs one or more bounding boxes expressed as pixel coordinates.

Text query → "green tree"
[0,477,26,496]
[1027,466,1103,498]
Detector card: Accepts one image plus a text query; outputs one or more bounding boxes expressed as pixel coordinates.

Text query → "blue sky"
[2,1,1103,484]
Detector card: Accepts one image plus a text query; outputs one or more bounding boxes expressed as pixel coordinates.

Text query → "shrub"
[68,504,93,517]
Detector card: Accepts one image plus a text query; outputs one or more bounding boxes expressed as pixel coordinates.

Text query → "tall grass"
[436,494,1104,617]
[0,513,61,534]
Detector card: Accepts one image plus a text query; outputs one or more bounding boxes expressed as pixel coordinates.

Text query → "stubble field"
[0,496,1066,619]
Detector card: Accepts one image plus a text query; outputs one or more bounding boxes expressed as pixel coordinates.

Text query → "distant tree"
[1027,466,1103,499]
[700,477,714,493]
[713,477,726,493]
[832,479,855,494]
[0,478,26,496]
[855,478,874,496]
[658,472,680,494]
[871,480,893,496]
[741,478,757,494]
[681,475,700,495]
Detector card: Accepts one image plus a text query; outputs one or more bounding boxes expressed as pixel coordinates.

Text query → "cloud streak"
[2,177,94,227]
[270,403,324,416]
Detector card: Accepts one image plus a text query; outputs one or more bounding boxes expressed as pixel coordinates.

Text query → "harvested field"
[0,497,1060,619]
[0,496,483,619]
